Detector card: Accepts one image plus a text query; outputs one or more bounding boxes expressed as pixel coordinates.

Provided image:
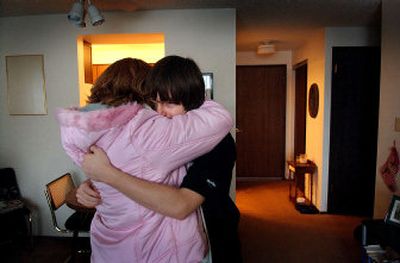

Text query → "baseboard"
[236,177,283,182]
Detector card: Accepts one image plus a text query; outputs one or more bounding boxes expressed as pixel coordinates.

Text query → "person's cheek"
[156,104,163,114]
[164,111,173,118]
[176,108,186,115]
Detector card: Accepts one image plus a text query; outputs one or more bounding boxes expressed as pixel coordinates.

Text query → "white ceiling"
[0,0,381,52]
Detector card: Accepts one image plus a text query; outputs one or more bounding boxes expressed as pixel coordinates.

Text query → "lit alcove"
[77,33,165,106]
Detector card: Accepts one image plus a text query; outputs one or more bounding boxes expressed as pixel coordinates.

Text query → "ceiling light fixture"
[87,0,105,26]
[257,41,276,55]
[67,0,104,27]
[67,0,85,27]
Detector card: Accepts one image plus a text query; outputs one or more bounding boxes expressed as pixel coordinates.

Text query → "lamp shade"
[88,4,105,26]
[68,1,84,24]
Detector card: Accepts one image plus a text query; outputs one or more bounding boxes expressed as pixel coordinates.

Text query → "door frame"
[292,60,308,161]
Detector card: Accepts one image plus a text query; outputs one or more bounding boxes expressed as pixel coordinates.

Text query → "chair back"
[44,173,75,233]
[45,173,75,210]
[45,173,93,255]
[0,167,21,201]
[0,168,32,246]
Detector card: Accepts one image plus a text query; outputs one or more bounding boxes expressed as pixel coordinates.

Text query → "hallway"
[236,180,364,263]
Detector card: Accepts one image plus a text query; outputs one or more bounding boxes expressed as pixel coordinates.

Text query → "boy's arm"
[81,145,204,219]
[80,134,236,218]
[106,169,204,220]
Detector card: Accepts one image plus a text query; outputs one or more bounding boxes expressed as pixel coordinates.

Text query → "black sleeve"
[180,134,236,199]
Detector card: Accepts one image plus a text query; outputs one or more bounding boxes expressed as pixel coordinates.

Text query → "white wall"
[237,51,294,178]
[374,0,400,218]
[0,9,236,236]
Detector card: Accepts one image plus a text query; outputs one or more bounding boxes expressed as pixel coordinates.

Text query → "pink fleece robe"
[55,100,233,263]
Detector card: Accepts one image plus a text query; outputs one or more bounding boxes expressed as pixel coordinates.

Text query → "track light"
[67,0,85,27]
[67,0,104,27]
[87,0,105,26]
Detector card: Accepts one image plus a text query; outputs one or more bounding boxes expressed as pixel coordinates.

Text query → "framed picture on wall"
[6,55,47,115]
[385,195,400,227]
[202,73,213,99]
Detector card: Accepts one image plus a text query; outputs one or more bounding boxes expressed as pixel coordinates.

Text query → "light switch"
[395,117,400,132]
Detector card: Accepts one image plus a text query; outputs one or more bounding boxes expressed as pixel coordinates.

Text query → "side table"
[287,160,318,213]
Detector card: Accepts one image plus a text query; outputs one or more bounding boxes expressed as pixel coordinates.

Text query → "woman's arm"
[135,100,233,171]
[81,145,204,219]
[55,103,143,166]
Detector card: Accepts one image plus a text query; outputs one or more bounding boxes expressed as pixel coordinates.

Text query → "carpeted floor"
[2,180,365,263]
[236,180,365,263]
[1,236,90,263]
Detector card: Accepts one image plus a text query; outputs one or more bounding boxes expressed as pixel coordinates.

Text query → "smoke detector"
[257,41,276,55]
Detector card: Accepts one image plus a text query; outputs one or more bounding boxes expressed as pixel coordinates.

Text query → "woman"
[56,57,232,262]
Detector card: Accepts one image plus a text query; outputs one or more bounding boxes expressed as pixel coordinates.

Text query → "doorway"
[328,47,380,216]
[236,65,287,178]
[78,33,165,106]
[294,62,307,160]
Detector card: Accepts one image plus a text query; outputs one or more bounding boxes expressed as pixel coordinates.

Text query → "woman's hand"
[76,179,101,207]
[82,145,114,183]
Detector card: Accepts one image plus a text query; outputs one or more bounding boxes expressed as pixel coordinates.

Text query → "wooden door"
[328,47,380,216]
[236,65,287,178]
[83,41,93,84]
[294,62,307,160]
[92,64,109,82]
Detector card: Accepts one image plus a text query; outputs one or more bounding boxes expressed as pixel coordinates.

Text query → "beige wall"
[292,27,379,211]
[292,29,326,210]
[374,0,400,218]
[0,9,236,236]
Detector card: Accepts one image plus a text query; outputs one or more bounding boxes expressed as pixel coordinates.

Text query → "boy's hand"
[76,180,101,207]
[82,145,114,183]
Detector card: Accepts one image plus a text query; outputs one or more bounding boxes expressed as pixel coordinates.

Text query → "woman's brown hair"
[87,58,151,107]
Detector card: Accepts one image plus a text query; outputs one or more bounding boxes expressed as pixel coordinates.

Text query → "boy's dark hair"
[87,58,151,107]
[145,55,205,111]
